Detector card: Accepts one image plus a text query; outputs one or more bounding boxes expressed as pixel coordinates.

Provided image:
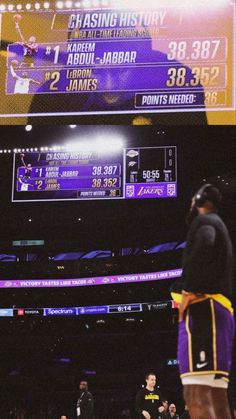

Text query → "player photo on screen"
[0,0,235,121]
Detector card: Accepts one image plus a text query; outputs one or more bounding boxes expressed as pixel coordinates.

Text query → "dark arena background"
[0,125,235,418]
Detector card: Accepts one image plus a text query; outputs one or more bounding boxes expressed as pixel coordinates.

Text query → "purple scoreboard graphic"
[12,146,177,201]
[0,0,235,117]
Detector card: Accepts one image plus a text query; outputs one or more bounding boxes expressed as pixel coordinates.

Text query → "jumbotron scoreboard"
[12,146,177,201]
[0,0,235,117]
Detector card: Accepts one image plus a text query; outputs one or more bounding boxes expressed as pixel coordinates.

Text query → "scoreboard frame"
[0,1,235,118]
[11,145,178,202]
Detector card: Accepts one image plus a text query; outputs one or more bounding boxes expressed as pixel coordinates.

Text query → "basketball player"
[14,14,38,67]
[10,63,41,94]
[18,175,34,191]
[19,153,33,178]
[171,184,235,418]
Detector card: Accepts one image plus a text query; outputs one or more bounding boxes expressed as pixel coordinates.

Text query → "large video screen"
[0,0,235,118]
[12,146,177,201]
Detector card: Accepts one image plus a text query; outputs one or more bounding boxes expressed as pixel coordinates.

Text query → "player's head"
[79,380,88,391]
[193,184,222,209]
[11,59,19,69]
[22,72,28,78]
[27,164,32,169]
[145,372,156,388]
[29,36,36,43]
[186,184,222,225]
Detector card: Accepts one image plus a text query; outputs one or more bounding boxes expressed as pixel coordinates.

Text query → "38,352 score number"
[166,66,220,87]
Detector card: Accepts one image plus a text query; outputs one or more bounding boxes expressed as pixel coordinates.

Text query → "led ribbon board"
[12,146,177,201]
[0,268,182,288]
[0,0,235,117]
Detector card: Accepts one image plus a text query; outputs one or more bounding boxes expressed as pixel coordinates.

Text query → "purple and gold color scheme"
[12,146,177,201]
[178,299,235,381]
[0,1,235,117]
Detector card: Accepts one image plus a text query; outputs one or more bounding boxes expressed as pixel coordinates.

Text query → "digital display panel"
[0,0,235,118]
[0,268,182,288]
[0,300,174,317]
[12,146,177,201]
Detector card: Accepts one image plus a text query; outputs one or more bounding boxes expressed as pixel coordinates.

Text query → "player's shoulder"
[207,213,225,229]
[195,213,221,227]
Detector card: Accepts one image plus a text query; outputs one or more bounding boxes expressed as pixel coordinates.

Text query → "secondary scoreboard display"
[0,0,235,117]
[12,146,177,201]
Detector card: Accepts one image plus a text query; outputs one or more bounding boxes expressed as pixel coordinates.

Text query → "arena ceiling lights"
[0,0,229,12]
[0,137,124,154]
[0,0,110,11]
[65,137,123,153]
[0,146,65,153]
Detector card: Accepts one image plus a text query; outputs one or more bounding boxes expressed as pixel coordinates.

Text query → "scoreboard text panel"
[12,146,177,201]
[0,0,235,117]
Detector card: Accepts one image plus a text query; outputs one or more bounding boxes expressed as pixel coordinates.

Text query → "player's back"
[183,213,234,299]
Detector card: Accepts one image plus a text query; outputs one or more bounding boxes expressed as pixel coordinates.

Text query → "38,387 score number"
[167,39,222,61]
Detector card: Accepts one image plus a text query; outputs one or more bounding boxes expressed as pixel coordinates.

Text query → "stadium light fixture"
[25,125,33,132]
